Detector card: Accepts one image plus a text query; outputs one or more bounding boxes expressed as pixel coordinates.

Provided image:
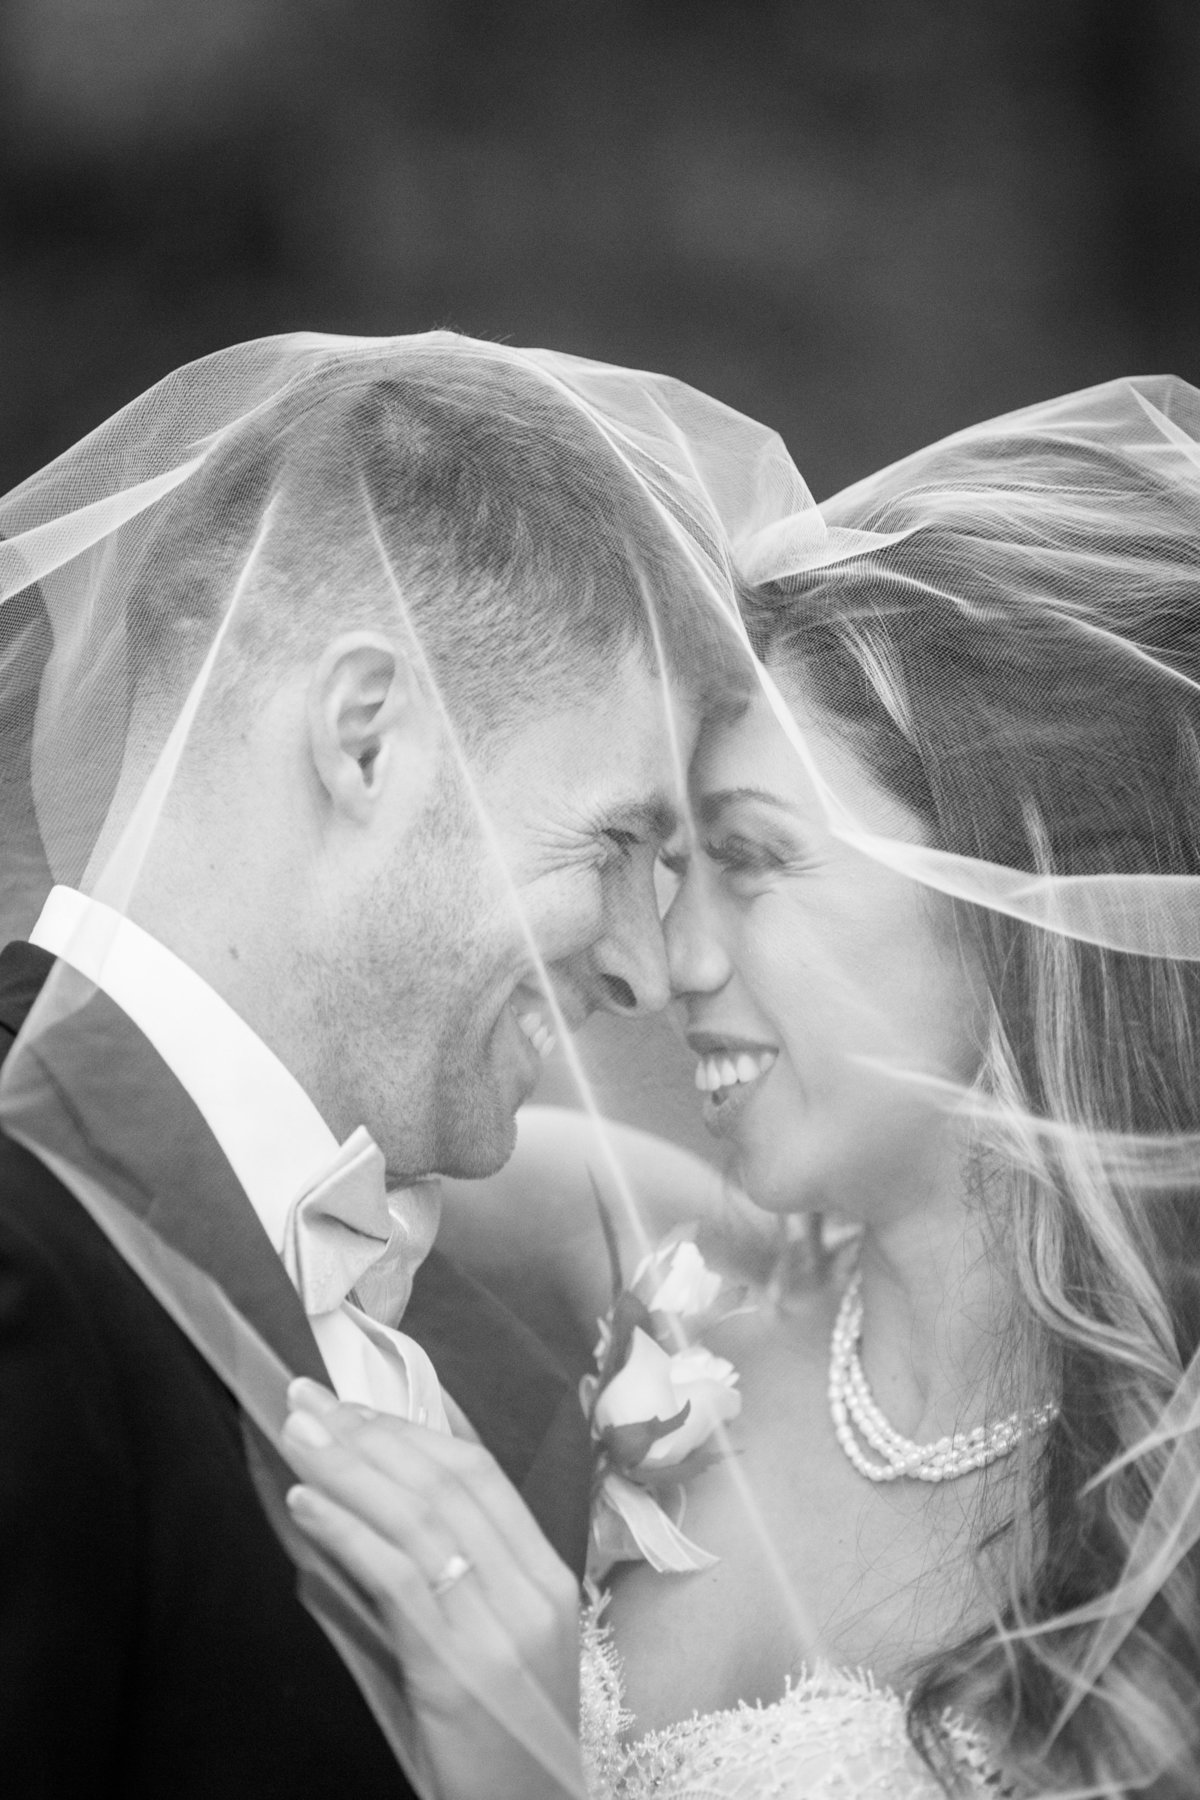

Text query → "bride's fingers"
[280,1407,578,1634]
[287,1378,339,1413]
[287,1481,444,1647]
[282,1410,464,1594]
[286,1382,576,1600]
[288,1484,586,1800]
[286,1482,578,1728]
[286,1483,532,1710]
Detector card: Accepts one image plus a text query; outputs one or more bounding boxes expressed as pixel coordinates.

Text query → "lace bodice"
[580,1599,1002,1800]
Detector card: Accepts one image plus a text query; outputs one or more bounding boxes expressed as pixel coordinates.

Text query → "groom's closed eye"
[596,795,679,851]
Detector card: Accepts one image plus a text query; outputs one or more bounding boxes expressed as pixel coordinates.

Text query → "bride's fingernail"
[287,1377,338,1413]
[341,1403,378,1427]
[286,1484,321,1518]
[283,1409,333,1449]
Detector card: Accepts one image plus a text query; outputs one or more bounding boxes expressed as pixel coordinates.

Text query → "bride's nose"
[665,871,732,999]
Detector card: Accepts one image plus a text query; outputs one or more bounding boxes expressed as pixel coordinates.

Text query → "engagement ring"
[430,1553,472,1596]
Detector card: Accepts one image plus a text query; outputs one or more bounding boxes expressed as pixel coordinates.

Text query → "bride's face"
[665,671,985,1221]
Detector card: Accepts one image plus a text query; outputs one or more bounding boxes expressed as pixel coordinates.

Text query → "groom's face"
[363,650,694,1180]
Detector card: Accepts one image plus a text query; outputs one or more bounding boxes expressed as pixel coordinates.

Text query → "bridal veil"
[0,334,1198,1795]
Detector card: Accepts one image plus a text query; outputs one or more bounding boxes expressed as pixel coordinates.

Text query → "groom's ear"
[306,632,439,827]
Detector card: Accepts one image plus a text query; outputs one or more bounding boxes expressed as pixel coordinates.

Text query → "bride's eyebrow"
[697,786,800,826]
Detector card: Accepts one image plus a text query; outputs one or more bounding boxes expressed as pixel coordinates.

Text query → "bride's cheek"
[738,912,806,1010]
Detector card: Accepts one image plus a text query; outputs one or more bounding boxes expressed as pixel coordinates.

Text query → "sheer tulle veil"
[0,335,1198,1794]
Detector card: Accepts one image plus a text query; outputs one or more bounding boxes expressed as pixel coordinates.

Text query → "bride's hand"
[280,1379,584,1800]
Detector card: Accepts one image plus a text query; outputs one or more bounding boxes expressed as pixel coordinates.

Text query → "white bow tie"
[281,1125,441,1325]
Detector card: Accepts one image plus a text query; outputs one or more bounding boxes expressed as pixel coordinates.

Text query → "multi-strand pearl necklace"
[828,1270,1057,1484]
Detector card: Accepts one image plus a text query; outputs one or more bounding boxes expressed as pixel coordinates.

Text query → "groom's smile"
[510,981,562,1061]
[427,651,698,1177]
[306,629,708,1191]
[502,979,561,1085]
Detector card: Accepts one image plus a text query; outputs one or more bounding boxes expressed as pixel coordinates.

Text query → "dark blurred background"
[1,0,1198,499]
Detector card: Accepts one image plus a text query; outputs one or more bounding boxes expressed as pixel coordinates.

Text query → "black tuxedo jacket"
[0,940,592,1798]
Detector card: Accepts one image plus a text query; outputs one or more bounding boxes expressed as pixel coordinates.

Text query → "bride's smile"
[687,1029,779,1131]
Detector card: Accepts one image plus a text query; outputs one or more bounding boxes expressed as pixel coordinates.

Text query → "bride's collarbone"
[605,1287,989,1734]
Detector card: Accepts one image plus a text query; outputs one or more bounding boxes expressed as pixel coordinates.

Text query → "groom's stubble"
[306,754,515,1184]
[304,648,695,1189]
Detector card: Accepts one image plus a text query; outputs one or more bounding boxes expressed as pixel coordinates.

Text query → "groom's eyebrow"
[596,795,679,841]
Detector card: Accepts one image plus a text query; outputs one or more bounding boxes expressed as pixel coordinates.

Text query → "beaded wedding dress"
[578,1600,1002,1800]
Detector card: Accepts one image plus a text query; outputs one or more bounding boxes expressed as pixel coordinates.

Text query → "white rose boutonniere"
[633,1236,724,1317]
[593,1328,742,1470]
[582,1206,749,1582]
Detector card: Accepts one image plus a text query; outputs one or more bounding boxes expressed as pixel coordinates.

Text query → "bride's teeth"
[694,1048,778,1094]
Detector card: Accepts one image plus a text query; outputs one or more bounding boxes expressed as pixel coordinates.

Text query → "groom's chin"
[433,1097,519,1180]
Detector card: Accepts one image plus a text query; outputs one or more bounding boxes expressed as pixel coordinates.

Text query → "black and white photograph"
[1,5,1199,1797]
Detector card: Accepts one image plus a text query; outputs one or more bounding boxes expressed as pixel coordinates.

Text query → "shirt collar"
[28,885,338,1254]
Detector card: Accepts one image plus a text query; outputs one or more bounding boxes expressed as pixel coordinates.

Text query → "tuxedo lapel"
[0,940,328,1386]
[0,939,596,1579]
[0,939,425,1793]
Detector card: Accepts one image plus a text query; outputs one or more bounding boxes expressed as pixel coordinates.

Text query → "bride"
[281,376,1200,1798]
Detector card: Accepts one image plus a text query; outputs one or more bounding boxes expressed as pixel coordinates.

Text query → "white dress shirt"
[29,884,449,1431]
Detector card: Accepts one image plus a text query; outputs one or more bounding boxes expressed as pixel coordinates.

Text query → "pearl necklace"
[828,1271,1057,1483]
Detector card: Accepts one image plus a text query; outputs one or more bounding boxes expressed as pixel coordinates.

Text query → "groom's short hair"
[132,340,733,753]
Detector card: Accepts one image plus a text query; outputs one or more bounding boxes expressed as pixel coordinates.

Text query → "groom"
[0,347,721,1797]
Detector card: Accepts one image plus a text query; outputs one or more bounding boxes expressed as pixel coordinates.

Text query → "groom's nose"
[592,935,670,1017]
[588,867,671,1019]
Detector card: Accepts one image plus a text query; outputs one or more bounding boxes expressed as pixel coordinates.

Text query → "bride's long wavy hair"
[747,438,1200,1798]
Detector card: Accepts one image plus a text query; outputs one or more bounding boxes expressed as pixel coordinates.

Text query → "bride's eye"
[704,833,786,878]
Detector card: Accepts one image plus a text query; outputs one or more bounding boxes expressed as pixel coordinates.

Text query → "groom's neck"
[127,856,326,1115]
